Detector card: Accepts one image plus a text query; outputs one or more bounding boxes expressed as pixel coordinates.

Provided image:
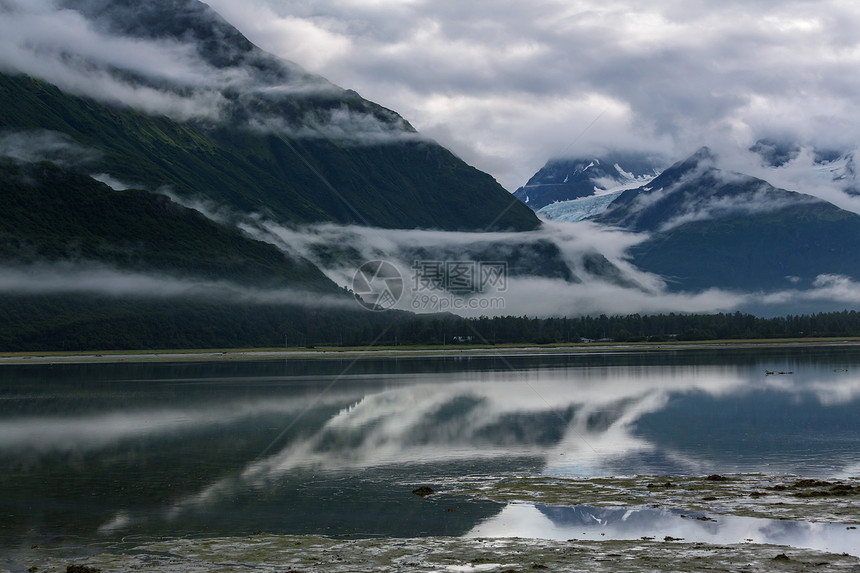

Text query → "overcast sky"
[2,0,859,192]
[199,0,860,190]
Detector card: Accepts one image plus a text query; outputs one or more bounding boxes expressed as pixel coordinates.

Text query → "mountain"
[0,158,338,291]
[749,138,801,167]
[592,147,860,292]
[0,0,539,232]
[813,150,859,196]
[749,138,859,197]
[0,156,378,352]
[0,0,547,351]
[513,152,665,211]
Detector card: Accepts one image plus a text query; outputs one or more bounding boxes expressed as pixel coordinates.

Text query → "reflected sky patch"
[468,503,860,557]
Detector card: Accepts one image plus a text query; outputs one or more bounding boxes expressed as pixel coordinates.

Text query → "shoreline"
[2,338,859,365]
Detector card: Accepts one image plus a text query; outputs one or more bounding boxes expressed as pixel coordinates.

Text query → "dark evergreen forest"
[2,294,859,352]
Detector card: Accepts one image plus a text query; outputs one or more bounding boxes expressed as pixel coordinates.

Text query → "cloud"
[0,393,366,454]
[90,172,135,190]
[249,105,424,145]
[167,357,860,515]
[202,0,860,190]
[7,0,858,189]
[4,2,860,318]
[0,1,232,120]
[654,174,822,232]
[0,129,101,165]
[760,274,860,307]
[168,368,730,509]
[220,212,860,317]
[5,171,857,317]
[193,0,353,72]
[716,145,860,216]
[223,217,799,317]
[0,262,354,308]
[0,1,416,143]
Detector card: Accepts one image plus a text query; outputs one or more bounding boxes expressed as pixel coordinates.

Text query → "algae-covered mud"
[3,347,860,572]
[8,474,860,571]
[459,474,860,524]
[457,474,860,557]
[17,534,860,573]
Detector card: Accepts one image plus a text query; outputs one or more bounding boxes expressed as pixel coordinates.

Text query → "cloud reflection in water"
[171,361,860,515]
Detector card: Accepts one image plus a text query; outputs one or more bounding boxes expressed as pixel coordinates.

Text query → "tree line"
[2,294,860,352]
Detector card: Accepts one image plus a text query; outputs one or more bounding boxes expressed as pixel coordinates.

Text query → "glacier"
[537,190,625,222]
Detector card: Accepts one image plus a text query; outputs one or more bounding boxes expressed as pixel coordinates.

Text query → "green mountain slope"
[0,72,536,231]
[0,0,547,353]
[8,0,537,230]
[0,158,339,291]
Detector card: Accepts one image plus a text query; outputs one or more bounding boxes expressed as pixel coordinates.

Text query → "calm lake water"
[2,346,860,558]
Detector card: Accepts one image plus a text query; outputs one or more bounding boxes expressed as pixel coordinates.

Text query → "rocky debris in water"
[456,474,860,524]
[647,481,674,489]
[784,479,860,498]
[794,479,834,488]
[765,479,859,497]
[411,486,435,497]
[772,553,791,561]
[706,474,729,481]
[66,566,101,573]
[828,484,858,495]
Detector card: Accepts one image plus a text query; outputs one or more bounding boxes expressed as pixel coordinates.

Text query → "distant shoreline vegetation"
[4,339,860,365]
[3,295,860,353]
